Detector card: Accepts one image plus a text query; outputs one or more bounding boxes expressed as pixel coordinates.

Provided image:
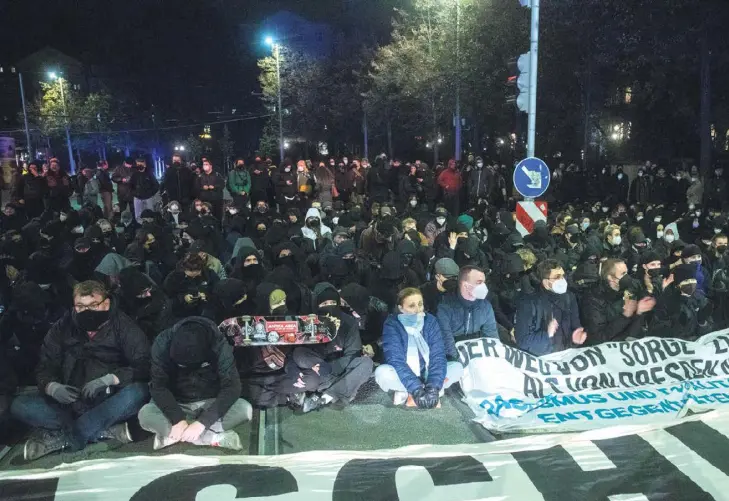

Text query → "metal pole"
[275,45,284,163]
[362,110,369,159]
[59,78,76,174]
[454,0,462,161]
[527,0,540,158]
[18,73,33,159]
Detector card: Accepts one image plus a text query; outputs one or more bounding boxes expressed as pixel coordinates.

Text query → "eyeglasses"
[74,298,107,312]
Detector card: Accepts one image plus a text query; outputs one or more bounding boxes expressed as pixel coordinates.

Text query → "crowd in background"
[0,151,727,462]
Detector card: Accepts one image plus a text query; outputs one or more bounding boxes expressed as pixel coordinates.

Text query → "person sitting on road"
[11,280,150,461]
[419,257,459,314]
[436,265,498,360]
[376,288,463,407]
[514,259,587,356]
[138,316,252,451]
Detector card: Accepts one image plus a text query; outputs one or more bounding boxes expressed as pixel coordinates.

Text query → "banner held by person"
[457,328,729,433]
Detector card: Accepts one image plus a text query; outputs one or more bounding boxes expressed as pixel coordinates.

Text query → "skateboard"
[219,315,338,347]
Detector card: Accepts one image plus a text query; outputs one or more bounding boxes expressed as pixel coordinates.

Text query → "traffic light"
[516,52,530,112]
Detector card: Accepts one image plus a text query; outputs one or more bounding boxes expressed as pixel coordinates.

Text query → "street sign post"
[513,156,550,199]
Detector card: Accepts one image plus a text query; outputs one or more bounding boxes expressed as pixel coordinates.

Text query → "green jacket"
[227,168,251,195]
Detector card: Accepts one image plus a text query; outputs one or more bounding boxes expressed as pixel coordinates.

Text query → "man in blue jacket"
[514,259,587,356]
[436,265,498,360]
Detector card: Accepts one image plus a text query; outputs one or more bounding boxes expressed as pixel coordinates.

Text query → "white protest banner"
[457,329,729,433]
[4,410,729,500]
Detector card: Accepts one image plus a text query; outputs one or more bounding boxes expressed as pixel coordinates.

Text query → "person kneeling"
[375,288,463,408]
[11,281,150,461]
[139,317,252,450]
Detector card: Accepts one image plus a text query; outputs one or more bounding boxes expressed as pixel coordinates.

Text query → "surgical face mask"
[602,207,609,213]
[611,235,622,246]
[581,222,590,231]
[285,166,291,172]
[691,177,697,183]
[638,171,644,177]
[436,217,446,226]
[228,208,238,215]
[298,166,305,172]
[398,312,425,328]
[409,199,417,207]
[617,174,624,180]
[472,283,488,300]
[654,216,662,223]
[331,216,339,225]
[656,231,664,239]
[476,162,483,168]
[72,225,84,234]
[715,228,723,234]
[689,204,695,211]
[696,210,702,216]
[636,215,643,221]
[665,234,675,243]
[551,278,568,295]
[59,213,68,222]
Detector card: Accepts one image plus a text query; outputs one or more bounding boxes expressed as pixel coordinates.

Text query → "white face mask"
[657,231,664,239]
[636,216,643,221]
[581,222,590,231]
[472,283,488,300]
[72,225,84,234]
[228,208,238,215]
[476,162,483,168]
[332,217,339,225]
[689,204,695,211]
[551,278,568,295]
[602,207,609,213]
[436,217,446,226]
[638,172,644,177]
[654,216,662,223]
[665,234,675,243]
[410,200,417,207]
[617,174,624,180]
[715,228,723,234]
[612,235,622,246]
[59,213,68,222]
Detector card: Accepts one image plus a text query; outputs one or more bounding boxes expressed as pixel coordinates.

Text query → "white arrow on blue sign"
[513,157,550,199]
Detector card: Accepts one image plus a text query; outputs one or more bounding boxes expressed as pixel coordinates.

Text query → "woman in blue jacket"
[375,288,463,408]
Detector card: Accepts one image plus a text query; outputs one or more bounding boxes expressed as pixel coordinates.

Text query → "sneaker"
[97,423,132,444]
[393,391,408,406]
[153,434,179,451]
[288,392,306,409]
[210,431,242,451]
[23,430,68,462]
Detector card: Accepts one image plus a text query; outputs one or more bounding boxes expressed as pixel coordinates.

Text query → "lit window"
[624,87,632,104]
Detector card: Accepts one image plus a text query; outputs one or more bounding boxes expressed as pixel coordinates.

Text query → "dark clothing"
[97,169,114,193]
[436,293,499,359]
[195,172,225,202]
[162,164,195,204]
[648,287,711,340]
[149,317,241,427]
[579,282,641,345]
[130,168,159,200]
[514,289,581,356]
[112,165,135,202]
[163,268,219,317]
[35,303,151,392]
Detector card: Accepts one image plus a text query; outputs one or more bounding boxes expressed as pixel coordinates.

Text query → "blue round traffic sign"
[513,157,550,199]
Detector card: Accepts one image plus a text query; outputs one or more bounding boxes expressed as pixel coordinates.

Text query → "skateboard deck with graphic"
[219,315,337,347]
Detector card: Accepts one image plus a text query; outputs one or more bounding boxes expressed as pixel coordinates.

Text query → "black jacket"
[515,288,581,356]
[150,317,241,427]
[648,287,711,340]
[163,268,219,317]
[36,301,151,392]
[195,172,225,202]
[579,282,642,345]
[130,168,160,200]
[162,164,195,203]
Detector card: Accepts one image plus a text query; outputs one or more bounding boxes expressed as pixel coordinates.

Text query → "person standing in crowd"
[162,153,195,209]
[138,317,252,450]
[437,159,462,216]
[10,281,150,461]
[17,160,47,219]
[514,259,586,355]
[196,159,225,222]
[436,265,498,360]
[96,160,115,219]
[686,166,704,208]
[613,166,630,205]
[375,288,463,407]
[131,158,160,223]
[45,158,72,213]
[707,166,727,212]
[227,157,251,210]
[629,167,652,205]
[112,157,135,216]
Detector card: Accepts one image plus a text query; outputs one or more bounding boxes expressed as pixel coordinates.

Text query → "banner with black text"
[457,329,729,433]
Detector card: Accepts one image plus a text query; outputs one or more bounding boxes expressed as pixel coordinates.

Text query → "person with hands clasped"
[376,288,463,408]
[10,281,150,462]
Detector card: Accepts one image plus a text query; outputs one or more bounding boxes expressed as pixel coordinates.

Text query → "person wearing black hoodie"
[162,154,195,208]
[231,239,267,294]
[118,268,176,341]
[18,161,47,219]
[299,283,374,413]
[139,317,251,450]
[272,161,298,212]
[212,278,251,322]
[163,252,219,318]
[130,158,160,223]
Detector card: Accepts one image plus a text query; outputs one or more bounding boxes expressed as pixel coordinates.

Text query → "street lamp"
[48,70,76,174]
[265,35,285,163]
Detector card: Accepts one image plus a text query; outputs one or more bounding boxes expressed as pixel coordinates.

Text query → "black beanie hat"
[673,263,696,285]
[169,319,213,366]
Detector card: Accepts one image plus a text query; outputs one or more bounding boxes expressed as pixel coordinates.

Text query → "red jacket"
[437,167,462,194]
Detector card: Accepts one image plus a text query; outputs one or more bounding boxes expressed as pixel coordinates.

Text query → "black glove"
[411,386,427,408]
[421,385,440,409]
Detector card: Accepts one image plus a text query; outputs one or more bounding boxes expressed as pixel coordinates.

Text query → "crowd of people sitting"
[0,152,727,462]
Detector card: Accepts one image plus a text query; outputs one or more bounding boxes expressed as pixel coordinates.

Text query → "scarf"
[399,313,429,377]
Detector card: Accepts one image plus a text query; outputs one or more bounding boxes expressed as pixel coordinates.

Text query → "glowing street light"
[264,34,284,162]
[47,69,76,174]
[264,36,274,47]
[48,71,58,80]
[437,138,443,144]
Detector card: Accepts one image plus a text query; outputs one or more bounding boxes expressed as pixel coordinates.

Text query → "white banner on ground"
[3,411,729,500]
[457,329,729,433]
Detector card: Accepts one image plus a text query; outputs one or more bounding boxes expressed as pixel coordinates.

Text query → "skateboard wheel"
[267,331,280,343]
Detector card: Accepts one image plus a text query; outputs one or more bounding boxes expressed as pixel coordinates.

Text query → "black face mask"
[308,219,321,228]
[277,255,296,270]
[680,283,697,296]
[443,278,458,292]
[257,206,268,214]
[271,305,288,316]
[647,268,663,278]
[73,309,110,332]
[618,274,639,293]
[318,305,341,317]
[173,162,182,167]
[716,245,728,255]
